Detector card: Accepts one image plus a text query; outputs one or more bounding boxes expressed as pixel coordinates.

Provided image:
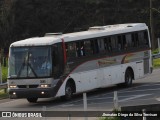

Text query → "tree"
[0,0,15,49]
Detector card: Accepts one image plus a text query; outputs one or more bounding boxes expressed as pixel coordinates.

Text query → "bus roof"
[10,23,148,47]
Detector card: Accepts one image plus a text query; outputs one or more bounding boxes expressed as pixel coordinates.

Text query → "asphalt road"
[0,68,160,120]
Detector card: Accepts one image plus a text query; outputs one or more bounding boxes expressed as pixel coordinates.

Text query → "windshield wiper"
[28,63,38,77]
[17,59,38,78]
[17,59,26,77]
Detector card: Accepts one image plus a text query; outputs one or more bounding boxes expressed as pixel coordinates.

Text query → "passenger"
[41,57,51,70]
[124,43,128,50]
[118,43,121,51]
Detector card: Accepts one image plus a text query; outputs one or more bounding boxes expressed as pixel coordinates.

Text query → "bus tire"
[124,69,133,87]
[61,82,73,100]
[27,98,38,103]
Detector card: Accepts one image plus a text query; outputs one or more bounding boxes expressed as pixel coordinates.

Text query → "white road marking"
[61,96,155,107]
[118,88,160,93]
[89,82,160,99]
[52,83,160,108]
[88,94,152,101]
[60,104,74,107]
[1,81,159,109]
[57,94,152,108]
[48,99,83,108]
[119,94,151,102]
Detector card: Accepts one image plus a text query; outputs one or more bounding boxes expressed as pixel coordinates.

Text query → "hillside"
[0,0,160,48]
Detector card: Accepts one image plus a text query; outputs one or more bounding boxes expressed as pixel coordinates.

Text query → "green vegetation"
[2,66,8,83]
[100,116,120,120]
[152,49,160,68]
[1,0,160,49]
[152,48,160,54]
[0,63,8,99]
[0,89,8,99]
[153,58,160,68]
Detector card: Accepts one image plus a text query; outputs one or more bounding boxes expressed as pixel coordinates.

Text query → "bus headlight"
[9,85,17,88]
[40,84,51,88]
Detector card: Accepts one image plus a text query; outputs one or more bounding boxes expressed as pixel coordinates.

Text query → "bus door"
[136,61,144,78]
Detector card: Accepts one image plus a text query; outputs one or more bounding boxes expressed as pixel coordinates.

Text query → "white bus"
[8,23,152,103]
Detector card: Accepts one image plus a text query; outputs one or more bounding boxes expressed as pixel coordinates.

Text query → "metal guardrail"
[0,83,7,89]
[0,83,7,94]
[152,53,160,59]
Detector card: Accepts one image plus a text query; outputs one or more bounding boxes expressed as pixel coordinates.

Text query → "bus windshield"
[8,46,52,78]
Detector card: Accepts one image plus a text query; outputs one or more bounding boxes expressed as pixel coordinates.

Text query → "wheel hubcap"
[126,75,132,84]
[66,87,72,97]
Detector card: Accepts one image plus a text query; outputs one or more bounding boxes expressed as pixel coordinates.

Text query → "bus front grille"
[17,85,39,88]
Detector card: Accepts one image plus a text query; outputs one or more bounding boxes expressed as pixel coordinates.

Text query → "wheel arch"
[66,78,76,93]
[125,66,135,80]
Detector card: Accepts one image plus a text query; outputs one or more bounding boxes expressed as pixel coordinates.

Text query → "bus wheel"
[27,98,38,103]
[62,82,73,100]
[124,69,133,87]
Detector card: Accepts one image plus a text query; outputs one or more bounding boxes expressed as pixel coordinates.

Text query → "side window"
[138,31,144,47]
[108,37,112,52]
[111,36,118,52]
[98,38,105,54]
[117,35,122,51]
[84,40,93,56]
[138,31,149,48]
[53,43,63,78]
[75,41,88,57]
[126,34,132,48]
[104,37,112,52]
[135,33,139,47]
[131,33,136,47]
[80,41,85,56]
[144,31,149,47]
[76,42,80,57]
[66,42,77,60]
[91,39,99,54]
[122,35,127,50]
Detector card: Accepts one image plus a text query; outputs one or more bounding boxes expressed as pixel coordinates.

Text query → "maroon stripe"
[65,48,151,77]
[55,48,151,96]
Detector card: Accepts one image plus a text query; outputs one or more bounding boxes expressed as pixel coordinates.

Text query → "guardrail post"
[83,93,88,120]
[68,113,71,120]
[113,91,119,110]
[42,106,46,120]
[142,109,146,120]
[4,87,7,93]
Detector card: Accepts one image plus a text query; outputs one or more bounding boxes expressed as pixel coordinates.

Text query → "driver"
[41,57,51,69]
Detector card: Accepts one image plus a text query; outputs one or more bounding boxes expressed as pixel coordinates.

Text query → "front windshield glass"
[8,46,52,78]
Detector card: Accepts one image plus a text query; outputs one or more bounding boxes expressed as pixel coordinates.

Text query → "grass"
[152,49,160,68]
[0,63,8,99]
[0,89,8,99]
[152,48,160,54]
[100,117,120,120]
[153,58,160,68]
[2,65,8,83]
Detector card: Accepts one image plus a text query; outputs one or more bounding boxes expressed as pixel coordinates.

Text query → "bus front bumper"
[8,88,57,99]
